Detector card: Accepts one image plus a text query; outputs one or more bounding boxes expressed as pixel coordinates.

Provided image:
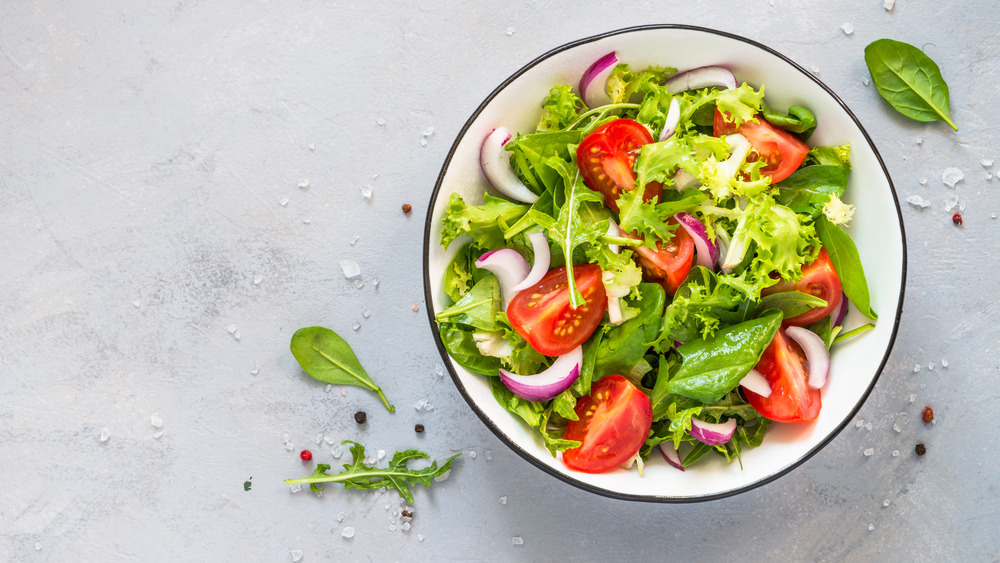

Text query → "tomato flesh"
[713,110,809,183]
[629,218,695,296]
[745,328,821,423]
[762,248,843,326]
[506,264,607,357]
[577,118,662,212]
[563,374,653,473]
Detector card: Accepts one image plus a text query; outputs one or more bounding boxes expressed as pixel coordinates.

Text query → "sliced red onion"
[498,346,583,402]
[720,133,752,178]
[665,65,737,93]
[475,248,529,308]
[657,97,681,141]
[480,127,539,204]
[785,326,831,389]
[658,442,685,471]
[579,51,618,108]
[740,368,772,398]
[607,295,623,325]
[605,218,623,254]
[511,232,550,292]
[831,292,849,328]
[672,168,701,190]
[714,225,731,271]
[689,417,737,446]
[674,211,719,269]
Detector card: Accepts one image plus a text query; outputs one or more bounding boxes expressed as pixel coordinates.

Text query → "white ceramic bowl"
[423,25,905,501]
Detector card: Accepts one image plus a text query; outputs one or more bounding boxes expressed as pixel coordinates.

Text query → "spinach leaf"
[864,38,958,131]
[285,441,460,503]
[290,327,394,411]
[756,290,828,320]
[593,283,666,379]
[437,323,503,376]
[775,165,849,216]
[434,275,501,331]
[760,100,817,139]
[658,310,782,404]
[815,216,877,320]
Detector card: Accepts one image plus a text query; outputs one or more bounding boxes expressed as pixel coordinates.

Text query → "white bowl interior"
[424,26,904,501]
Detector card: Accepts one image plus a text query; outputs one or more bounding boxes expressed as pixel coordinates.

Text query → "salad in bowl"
[423,26,904,501]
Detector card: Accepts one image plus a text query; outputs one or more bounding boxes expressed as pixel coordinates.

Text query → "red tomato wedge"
[576,118,662,212]
[761,248,843,326]
[563,374,653,473]
[744,328,822,423]
[629,218,695,296]
[506,264,607,357]
[713,110,809,183]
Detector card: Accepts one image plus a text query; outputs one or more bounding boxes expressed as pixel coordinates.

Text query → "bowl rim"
[422,24,907,502]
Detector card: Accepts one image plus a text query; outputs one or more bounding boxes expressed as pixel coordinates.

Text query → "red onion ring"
[657,97,681,141]
[673,211,719,269]
[579,51,618,108]
[480,127,539,204]
[475,248,529,309]
[785,326,831,389]
[498,346,583,402]
[658,442,685,471]
[739,368,772,398]
[689,417,737,446]
[665,65,737,92]
[511,232,550,292]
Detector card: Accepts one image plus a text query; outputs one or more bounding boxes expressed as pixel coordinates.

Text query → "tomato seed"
[952,212,963,225]
[300,449,312,461]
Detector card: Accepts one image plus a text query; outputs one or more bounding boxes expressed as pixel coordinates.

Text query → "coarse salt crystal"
[982,159,994,168]
[855,419,864,428]
[499,496,508,505]
[337,511,345,522]
[810,65,820,75]
[341,526,355,539]
[401,522,411,531]
[297,179,309,189]
[862,77,870,86]
[316,432,323,444]
[324,384,332,393]
[308,143,315,151]
[377,449,386,461]
[150,413,163,429]
[362,307,371,319]
[506,26,515,36]
[942,167,964,188]
[884,0,894,10]
[360,185,373,200]
[422,126,435,137]
[372,277,380,288]
[340,260,361,279]
[840,23,854,36]
[285,442,294,451]
[289,484,302,493]
[253,275,262,285]
[227,324,237,334]
[351,236,359,245]
[485,450,493,461]
[282,433,290,443]
[100,428,110,442]
[352,322,361,331]
[512,536,524,546]
[291,549,303,562]
[469,450,477,459]
[913,364,921,373]
[353,279,364,289]
[941,358,949,368]
[251,366,259,375]
[324,435,336,444]
[906,195,930,208]
[865,422,873,431]
[418,534,424,542]
[377,117,387,126]
[863,447,874,456]
[332,444,344,458]
[883,499,891,507]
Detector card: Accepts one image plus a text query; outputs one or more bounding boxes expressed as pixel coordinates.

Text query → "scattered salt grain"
[353,279,364,289]
[360,185,374,200]
[332,444,344,458]
[919,177,928,186]
[289,484,302,493]
[350,236,359,245]
[892,449,900,457]
[982,159,994,168]
[308,143,315,151]
[840,23,854,36]
[942,167,964,188]
[297,179,309,190]
[868,523,876,531]
[340,260,361,279]
[909,394,917,403]
[362,307,371,319]
[388,524,397,532]
[133,300,141,308]
[341,526,355,539]
[862,77,870,86]
[100,427,110,442]
[372,277,380,288]
[286,442,294,452]
[863,447,875,456]
[420,138,428,147]
[434,469,451,483]
[485,450,493,461]
[883,499,891,508]
[499,496,508,505]
[302,217,311,224]
[324,435,336,445]
[916,137,924,146]
[927,362,935,371]
[227,324,237,335]
[253,275,262,285]
[352,322,361,331]
[324,384,332,393]
[377,117,387,126]
[810,65,820,75]
[906,195,930,208]
[150,413,163,429]
[35,543,41,551]
[944,195,960,212]
[282,433,290,443]
[251,366,259,375]
[291,549,303,562]
[892,412,908,433]
[364,455,376,465]
[423,126,435,138]
[469,450,477,459]
[417,534,425,542]
[506,26,516,36]
[855,419,864,428]
[401,522,411,531]
[941,358,949,368]
[884,0,894,10]
[865,421,873,431]
[377,449,386,461]
[512,536,524,546]
[913,364,921,373]
[316,432,323,444]
[337,511,346,522]
[434,364,444,377]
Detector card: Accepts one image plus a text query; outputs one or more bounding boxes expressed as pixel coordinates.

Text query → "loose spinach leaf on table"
[864,38,958,131]
[285,440,460,503]
[290,326,394,411]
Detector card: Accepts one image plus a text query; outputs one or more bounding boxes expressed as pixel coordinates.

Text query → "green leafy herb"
[290,326,394,412]
[760,100,817,138]
[864,38,958,131]
[815,216,877,320]
[285,441,460,503]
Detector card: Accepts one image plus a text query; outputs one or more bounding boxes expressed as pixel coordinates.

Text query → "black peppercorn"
[414,424,425,433]
[915,443,926,456]
[354,411,367,424]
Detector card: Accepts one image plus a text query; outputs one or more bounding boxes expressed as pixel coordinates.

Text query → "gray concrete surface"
[2,1,997,561]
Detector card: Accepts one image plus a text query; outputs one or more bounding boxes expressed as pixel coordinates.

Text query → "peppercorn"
[414,424,425,433]
[915,443,927,456]
[402,203,412,214]
[401,510,413,518]
[952,212,963,225]
[354,410,367,424]
[921,405,934,423]
[300,449,313,461]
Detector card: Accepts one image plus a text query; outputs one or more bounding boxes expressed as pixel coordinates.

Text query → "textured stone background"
[2,1,997,560]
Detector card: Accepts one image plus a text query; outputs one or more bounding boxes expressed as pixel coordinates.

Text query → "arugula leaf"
[290,327,394,411]
[440,193,529,250]
[434,275,502,331]
[864,38,958,131]
[285,441,460,503]
[815,216,877,320]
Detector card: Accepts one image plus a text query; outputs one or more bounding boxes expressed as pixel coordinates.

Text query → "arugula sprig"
[285,441,460,504]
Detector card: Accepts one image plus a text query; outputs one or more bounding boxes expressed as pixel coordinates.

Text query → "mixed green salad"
[434,55,876,474]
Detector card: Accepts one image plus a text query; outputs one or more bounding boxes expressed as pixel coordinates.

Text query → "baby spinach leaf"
[756,290,828,320]
[775,165,849,216]
[593,283,666,378]
[434,275,501,331]
[437,324,503,376]
[290,326,394,411]
[284,441,460,503]
[659,310,782,404]
[815,216,877,320]
[864,38,958,131]
[760,100,817,139]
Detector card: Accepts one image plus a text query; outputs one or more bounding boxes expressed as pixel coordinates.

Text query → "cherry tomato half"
[744,328,822,423]
[629,218,695,296]
[761,248,843,326]
[506,264,607,357]
[714,110,809,183]
[562,374,653,474]
[576,118,662,212]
